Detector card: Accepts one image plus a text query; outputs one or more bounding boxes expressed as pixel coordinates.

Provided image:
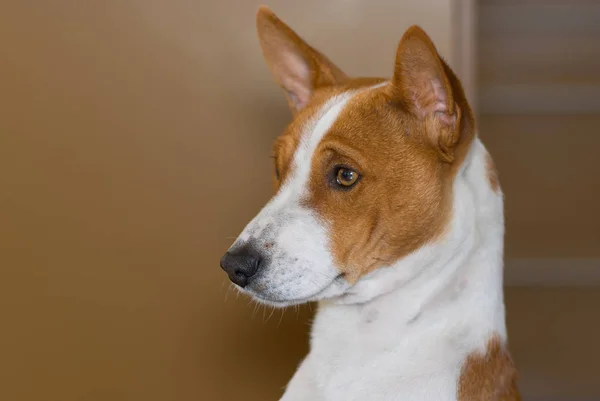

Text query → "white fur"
[229,85,507,400]
[230,92,355,306]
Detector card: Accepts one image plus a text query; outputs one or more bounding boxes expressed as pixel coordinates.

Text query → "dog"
[220,6,521,401]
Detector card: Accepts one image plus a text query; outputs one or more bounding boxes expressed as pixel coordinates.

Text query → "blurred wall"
[506,288,600,400]
[0,1,455,400]
[478,2,600,399]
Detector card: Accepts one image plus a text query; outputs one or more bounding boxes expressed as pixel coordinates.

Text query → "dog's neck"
[311,136,506,371]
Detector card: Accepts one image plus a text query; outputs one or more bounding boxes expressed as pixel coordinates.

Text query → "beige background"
[1,1,599,400]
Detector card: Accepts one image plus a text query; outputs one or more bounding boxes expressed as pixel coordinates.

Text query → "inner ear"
[411,69,452,118]
[392,26,455,120]
[278,52,312,110]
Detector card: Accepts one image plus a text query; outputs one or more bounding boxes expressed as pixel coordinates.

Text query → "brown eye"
[336,168,359,187]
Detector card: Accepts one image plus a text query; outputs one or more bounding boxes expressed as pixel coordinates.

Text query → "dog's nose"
[220,246,263,288]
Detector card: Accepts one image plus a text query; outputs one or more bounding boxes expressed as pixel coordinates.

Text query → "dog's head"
[220,7,475,307]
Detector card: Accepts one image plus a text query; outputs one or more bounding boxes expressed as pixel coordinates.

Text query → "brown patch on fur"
[257,10,476,283]
[458,336,521,401]
[303,28,475,282]
[305,87,453,282]
[486,152,501,193]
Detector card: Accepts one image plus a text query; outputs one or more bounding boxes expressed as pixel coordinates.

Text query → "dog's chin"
[246,291,308,308]
[236,275,349,308]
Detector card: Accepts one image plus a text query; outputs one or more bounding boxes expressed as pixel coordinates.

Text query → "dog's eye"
[335,167,359,188]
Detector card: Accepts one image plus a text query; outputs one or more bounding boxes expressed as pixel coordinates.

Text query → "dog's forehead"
[274,91,354,200]
[280,79,390,170]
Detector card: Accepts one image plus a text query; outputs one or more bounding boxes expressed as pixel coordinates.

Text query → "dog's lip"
[245,273,347,306]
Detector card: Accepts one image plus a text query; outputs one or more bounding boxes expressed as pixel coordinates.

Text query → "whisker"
[252,301,260,319]
[224,283,234,302]
[277,308,286,327]
[265,306,276,323]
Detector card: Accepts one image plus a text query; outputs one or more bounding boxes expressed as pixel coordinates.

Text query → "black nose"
[220,246,263,287]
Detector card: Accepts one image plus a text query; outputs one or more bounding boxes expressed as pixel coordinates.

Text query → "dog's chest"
[307,305,464,401]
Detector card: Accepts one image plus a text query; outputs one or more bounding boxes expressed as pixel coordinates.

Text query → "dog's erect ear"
[256,6,348,113]
[391,26,461,162]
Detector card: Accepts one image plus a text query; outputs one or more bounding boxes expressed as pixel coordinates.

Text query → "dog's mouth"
[239,273,349,307]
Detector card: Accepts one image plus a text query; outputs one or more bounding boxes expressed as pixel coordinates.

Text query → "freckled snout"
[220,245,264,288]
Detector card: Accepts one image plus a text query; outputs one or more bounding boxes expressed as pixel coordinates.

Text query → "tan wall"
[1,1,599,401]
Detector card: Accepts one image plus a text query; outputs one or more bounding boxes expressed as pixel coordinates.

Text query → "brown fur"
[305,87,453,282]
[458,336,521,401]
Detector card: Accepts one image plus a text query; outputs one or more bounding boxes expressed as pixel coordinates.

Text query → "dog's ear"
[256,6,348,114]
[390,26,461,162]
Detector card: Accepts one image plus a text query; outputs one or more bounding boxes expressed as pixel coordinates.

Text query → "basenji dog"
[220,6,521,401]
